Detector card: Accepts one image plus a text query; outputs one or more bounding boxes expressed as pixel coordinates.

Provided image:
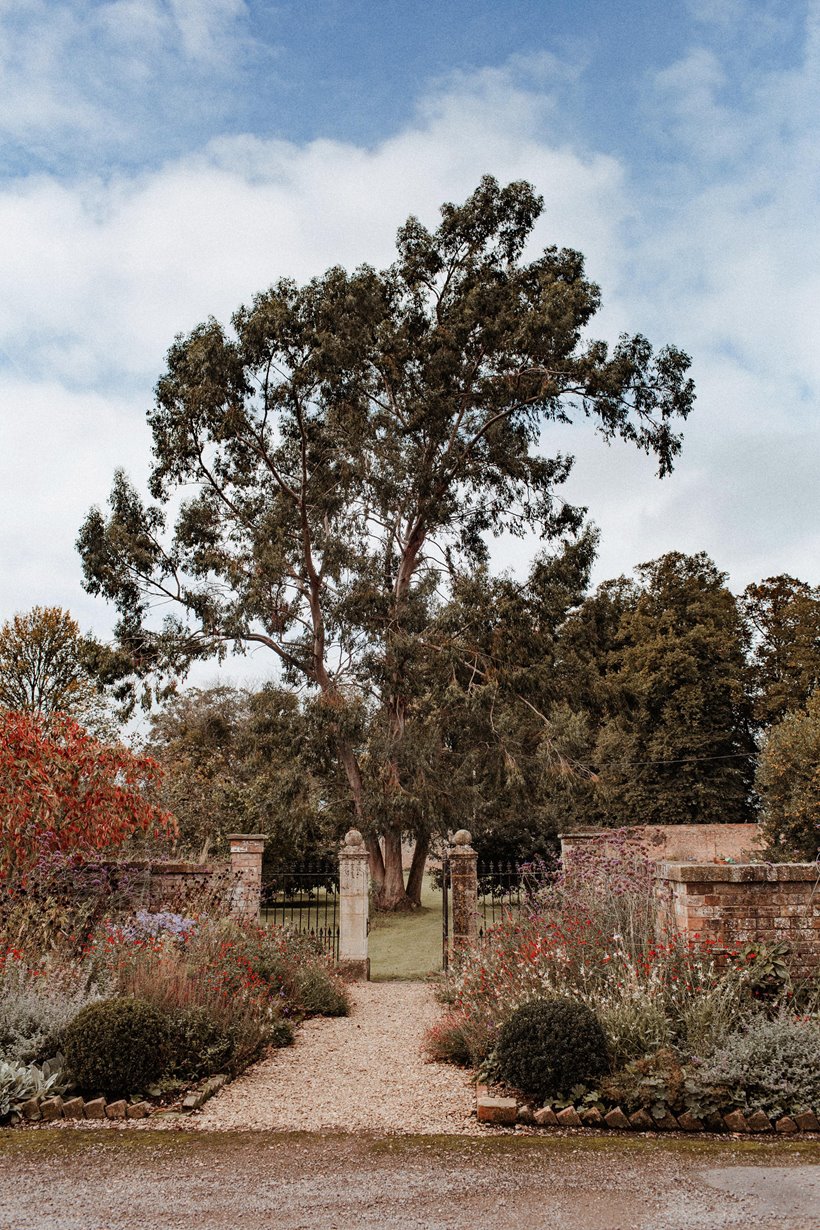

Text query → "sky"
[1,0,818,696]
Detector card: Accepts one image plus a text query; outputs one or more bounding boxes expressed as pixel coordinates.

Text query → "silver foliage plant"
[0,1057,68,1118]
[695,1013,820,1117]
[0,959,106,1066]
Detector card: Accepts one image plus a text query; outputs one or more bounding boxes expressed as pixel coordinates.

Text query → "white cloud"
[0,0,250,155]
[0,67,627,390]
[0,61,630,645]
[1,17,820,667]
[0,373,150,631]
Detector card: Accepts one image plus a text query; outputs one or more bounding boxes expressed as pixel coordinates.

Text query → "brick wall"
[143,863,219,910]
[658,862,820,978]
[560,823,762,866]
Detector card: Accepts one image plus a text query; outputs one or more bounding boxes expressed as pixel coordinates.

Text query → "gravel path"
[195,980,476,1134]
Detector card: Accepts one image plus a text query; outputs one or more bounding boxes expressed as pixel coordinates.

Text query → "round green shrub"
[495,997,609,1104]
[62,997,170,1096]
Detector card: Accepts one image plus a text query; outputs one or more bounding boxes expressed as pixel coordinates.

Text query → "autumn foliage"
[0,709,173,878]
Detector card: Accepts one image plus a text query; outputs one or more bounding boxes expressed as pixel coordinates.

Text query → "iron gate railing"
[260,859,340,960]
[477,861,526,939]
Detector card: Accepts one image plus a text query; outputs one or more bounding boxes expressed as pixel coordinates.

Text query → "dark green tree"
[741,575,820,727]
[418,529,598,865]
[756,688,820,860]
[546,552,757,829]
[78,176,694,908]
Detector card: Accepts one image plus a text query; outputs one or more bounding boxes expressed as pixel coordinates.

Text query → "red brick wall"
[658,862,820,978]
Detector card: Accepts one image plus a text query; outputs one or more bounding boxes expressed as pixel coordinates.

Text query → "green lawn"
[368,874,444,980]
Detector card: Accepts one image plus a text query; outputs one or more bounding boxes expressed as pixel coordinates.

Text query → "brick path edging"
[475,1085,820,1135]
[12,1073,232,1126]
[16,1094,153,1124]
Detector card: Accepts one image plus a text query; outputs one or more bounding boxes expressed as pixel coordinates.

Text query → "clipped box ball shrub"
[62,997,170,1096]
[495,997,609,1104]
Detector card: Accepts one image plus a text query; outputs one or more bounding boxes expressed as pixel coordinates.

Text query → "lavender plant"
[695,1013,820,1117]
[0,954,107,1065]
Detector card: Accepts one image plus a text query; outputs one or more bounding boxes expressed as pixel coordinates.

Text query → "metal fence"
[260,859,340,960]
[476,860,527,938]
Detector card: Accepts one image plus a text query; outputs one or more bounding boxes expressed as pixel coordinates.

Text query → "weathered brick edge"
[11,1072,232,1125]
[15,1094,153,1124]
[475,1085,820,1134]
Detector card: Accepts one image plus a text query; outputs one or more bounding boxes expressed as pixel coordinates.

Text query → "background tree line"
[3,551,816,877]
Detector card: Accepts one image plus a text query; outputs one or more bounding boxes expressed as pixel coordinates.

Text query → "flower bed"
[427,831,820,1133]
[0,909,349,1123]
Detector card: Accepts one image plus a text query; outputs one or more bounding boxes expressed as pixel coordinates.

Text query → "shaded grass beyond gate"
[368,874,442,980]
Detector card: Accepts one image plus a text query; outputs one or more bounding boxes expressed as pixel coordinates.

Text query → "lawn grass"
[368,873,444,980]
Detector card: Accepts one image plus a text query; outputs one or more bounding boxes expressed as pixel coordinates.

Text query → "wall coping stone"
[146,862,216,875]
[659,861,818,884]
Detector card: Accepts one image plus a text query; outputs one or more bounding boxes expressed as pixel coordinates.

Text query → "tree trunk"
[405,833,430,906]
[364,831,385,896]
[374,825,415,910]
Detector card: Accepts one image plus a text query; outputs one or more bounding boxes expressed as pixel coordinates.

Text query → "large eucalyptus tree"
[79,176,694,907]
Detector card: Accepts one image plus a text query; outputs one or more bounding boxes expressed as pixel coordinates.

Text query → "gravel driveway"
[195,980,475,1133]
[1,1130,817,1229]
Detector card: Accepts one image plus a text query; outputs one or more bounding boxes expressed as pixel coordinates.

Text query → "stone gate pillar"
[228,834,266,920]
[449,829,479,954]
[338,829,370,980]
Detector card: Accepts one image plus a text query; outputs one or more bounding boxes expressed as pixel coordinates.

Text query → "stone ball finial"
[344,828,365,848]
[452,829,473,846]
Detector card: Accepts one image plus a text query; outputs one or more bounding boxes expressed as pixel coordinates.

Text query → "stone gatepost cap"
[451,830,473,846]
[343,829,365,848]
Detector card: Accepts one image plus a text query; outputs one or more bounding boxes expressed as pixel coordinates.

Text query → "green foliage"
[165,1006,235,1082]
[423,1010,474,1066]
[595,989,671,1070]
[204,923,350,1018]
[423,532,598,866]
[494,997,609,1103]
[269,1017,295,1048]
[0,955,105,1065]
[543,551,757,831]
[62,997,170,1096]
[676,976,747,1057]
[696,1013,820,1117]
[291,963,350,1017]
[734,940,793,1003]
[756,689,820,860]
[78,176,694,908]
[741,575,820,727]
[599,1049,688,1116]
[144,684,336,863]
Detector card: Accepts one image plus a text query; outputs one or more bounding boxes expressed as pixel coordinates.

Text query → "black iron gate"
[476,861,526,938]
[261,859,340,960]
